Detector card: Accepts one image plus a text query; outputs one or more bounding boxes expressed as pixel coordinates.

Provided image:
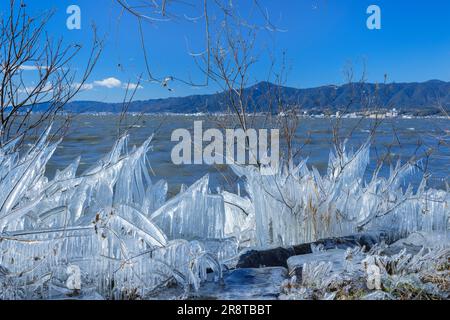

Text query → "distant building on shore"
[364,108,399,119]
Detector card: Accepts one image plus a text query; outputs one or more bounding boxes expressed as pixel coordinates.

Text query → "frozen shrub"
[228,141,449,247]
[0,129,235,299]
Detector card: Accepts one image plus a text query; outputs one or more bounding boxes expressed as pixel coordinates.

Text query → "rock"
[237,230,399,269]
[193,267,288,299]
[237,247,297,268]
[292,243,313,255]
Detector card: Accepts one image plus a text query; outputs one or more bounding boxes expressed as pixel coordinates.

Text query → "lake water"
[43,115,449,196]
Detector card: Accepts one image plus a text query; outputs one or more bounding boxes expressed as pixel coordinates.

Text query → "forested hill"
[45,80,450,115]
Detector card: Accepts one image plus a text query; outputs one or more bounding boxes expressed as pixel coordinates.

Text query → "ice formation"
[0,128,448,299]
[0,127,235,299]
[229,141,449,247]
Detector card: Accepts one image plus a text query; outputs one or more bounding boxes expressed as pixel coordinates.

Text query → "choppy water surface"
[45,115,449,195]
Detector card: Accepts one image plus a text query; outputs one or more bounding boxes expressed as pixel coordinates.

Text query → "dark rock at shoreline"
[237,230,399,269]
[237,247,298,268]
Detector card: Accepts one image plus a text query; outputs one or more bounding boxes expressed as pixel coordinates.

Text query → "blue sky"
[3,0,450,102]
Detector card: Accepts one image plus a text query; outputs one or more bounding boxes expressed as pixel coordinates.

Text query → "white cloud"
[122,83,143,90]
[93,77,122,88]
[19,65,48,71]
[87,78,143,90]
[18,77,141,95]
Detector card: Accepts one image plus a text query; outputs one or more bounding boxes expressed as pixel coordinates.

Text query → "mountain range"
[58,80,450,115]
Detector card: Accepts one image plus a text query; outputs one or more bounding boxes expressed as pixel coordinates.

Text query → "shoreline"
[16,111,450,119]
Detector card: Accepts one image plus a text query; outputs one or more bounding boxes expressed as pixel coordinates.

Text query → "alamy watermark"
[66,5,81,30]
[65,4,381,31]
[367,5,381,30]
[171,121,280,175]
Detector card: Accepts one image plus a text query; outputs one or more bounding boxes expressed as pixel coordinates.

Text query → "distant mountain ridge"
[55,80,450,115]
